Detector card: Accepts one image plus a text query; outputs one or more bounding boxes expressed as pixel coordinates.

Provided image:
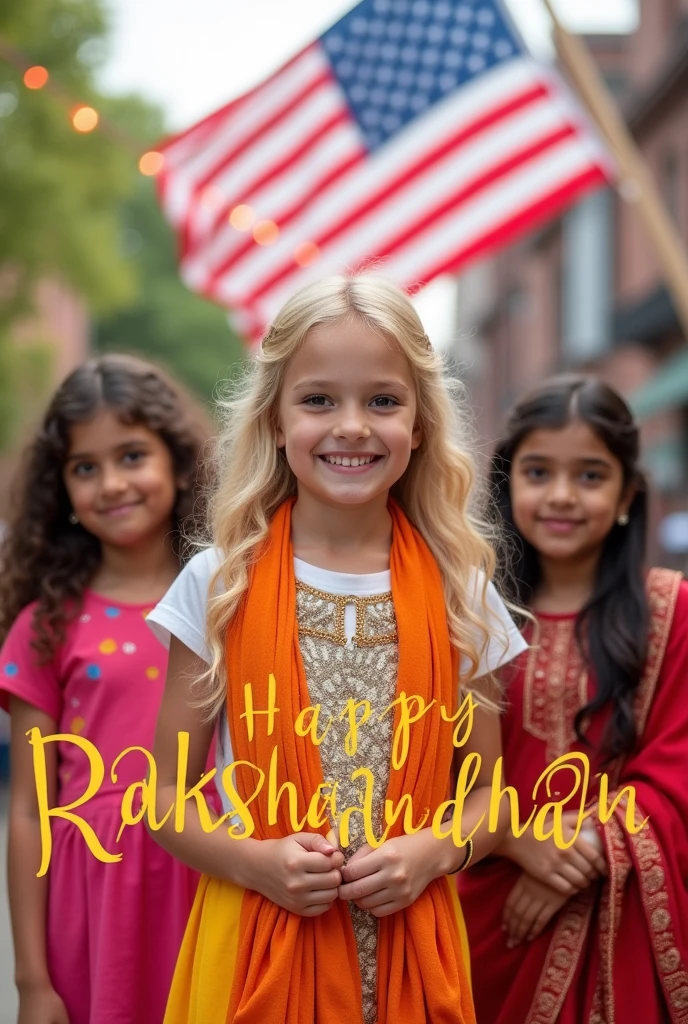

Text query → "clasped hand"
[501,811,608,948]
[257,828,445,918]
[509,810,607,895]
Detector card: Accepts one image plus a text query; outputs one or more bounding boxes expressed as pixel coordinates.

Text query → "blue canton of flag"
[324,0,522,151]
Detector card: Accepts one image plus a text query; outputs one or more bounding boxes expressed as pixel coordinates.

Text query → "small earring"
[69,512,79,525]
[617,513,629,527]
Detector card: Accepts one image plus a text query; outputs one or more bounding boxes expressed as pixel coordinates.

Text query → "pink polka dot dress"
[0,591,201,1024]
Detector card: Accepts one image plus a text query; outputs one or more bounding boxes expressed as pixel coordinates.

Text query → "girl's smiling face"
[276,316,422,509]
[510,420,631,565]
[63,409,179,549]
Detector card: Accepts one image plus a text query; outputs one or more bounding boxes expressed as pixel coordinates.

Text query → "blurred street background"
[2,0,688,1013]
[0,784,14,1021]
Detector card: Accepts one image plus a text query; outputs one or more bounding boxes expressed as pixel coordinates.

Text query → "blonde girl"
[147,275,527,1024]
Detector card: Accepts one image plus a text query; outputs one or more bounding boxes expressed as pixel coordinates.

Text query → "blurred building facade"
[0,281,88,520]
[453,0,688,565]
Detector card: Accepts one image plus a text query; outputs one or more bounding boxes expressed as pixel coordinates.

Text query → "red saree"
[459,568,688,1024]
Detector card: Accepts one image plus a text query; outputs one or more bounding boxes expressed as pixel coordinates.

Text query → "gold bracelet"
[448,838,474,875]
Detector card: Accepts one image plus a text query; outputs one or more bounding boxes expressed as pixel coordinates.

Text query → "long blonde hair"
[200,274,505,717]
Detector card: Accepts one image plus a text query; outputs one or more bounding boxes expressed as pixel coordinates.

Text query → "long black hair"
[492,375,648,760]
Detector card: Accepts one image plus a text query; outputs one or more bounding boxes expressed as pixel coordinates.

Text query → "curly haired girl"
[0,354,212,1024]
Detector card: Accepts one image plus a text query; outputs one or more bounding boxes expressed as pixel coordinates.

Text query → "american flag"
[156,0,613,341]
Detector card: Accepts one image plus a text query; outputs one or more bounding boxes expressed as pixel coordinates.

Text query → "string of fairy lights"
[0,36,164,176]
[0,38,323,263]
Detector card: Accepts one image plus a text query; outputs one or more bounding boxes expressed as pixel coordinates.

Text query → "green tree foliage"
[0,0,245,444]
[94,175,246,402]
[0,0,136,323]
[0,0,136,445]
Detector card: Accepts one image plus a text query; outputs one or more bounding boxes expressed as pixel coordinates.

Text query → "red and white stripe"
[158,46,613,341]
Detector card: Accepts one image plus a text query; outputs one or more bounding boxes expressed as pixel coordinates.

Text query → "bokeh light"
[24,66,49,90]
[201,185,224,211]
[229,204,256,231]
[71,106,99,132]
[139,150,164,176]
[294,241,320,267]
[253,219,279,246]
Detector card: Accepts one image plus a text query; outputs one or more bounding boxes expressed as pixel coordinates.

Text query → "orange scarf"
[222,498,474,1024]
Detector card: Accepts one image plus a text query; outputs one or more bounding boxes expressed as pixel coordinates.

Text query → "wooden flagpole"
[539,0,688,339]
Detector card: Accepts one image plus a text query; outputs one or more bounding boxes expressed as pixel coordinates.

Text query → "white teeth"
[322,455,376,466]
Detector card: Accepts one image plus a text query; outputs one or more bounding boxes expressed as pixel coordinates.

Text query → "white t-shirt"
[147,548,527,812]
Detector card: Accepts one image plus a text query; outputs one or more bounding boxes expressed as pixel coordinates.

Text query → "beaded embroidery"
[296,580,398,1024]
[296,579,397,647]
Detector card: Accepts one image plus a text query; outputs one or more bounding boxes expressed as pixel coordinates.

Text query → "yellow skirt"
[164,875,472,1023]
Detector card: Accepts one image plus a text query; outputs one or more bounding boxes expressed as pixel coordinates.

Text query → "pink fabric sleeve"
[0,603,62,720]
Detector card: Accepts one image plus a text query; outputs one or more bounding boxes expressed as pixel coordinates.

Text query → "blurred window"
[561,189,614,363]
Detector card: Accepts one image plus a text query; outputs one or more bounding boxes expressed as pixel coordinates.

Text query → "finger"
[369,900,403,918]
[300,899,339,917]
[565,846,599,880]
[503,878,526,920]
[546,871,577,896]
[556,862,590,890]
[353,886,395,910]
[304,886,341,906]
[294,832,335,855]
[304,867,342,889]
[509,898,542,947]
[339,872,384,902]
[341,850,382,883]
[331,849,345,870]
[295,850,342,873]
[504,890,532,941]
[574,836,607,876]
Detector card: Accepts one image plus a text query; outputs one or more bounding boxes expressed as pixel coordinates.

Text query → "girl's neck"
[291,491,392,573]
[533,550,600,615]
[90,527,179,604]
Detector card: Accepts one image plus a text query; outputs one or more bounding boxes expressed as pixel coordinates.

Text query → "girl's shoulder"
[462,568,529,677]
[181,546,224,584]
[646,568,686,617]
[167,547,225,605]
[645,568,688,649]
[2,599,40,640]
[0,598,83,658]
[149,546,225,621]
[144,547,224,666]
[0,600,62,718]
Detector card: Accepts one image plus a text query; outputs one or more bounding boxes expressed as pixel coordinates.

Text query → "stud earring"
[69,512,79,525]
[617,513,629,527]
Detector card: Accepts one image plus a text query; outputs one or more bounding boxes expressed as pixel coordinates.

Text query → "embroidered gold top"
[295,580,398,1024]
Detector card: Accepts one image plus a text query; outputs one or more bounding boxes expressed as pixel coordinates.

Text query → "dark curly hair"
[0,354,213,661]
[491,375,648,761]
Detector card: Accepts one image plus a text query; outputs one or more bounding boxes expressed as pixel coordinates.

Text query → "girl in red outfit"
[459,375,688,1024]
